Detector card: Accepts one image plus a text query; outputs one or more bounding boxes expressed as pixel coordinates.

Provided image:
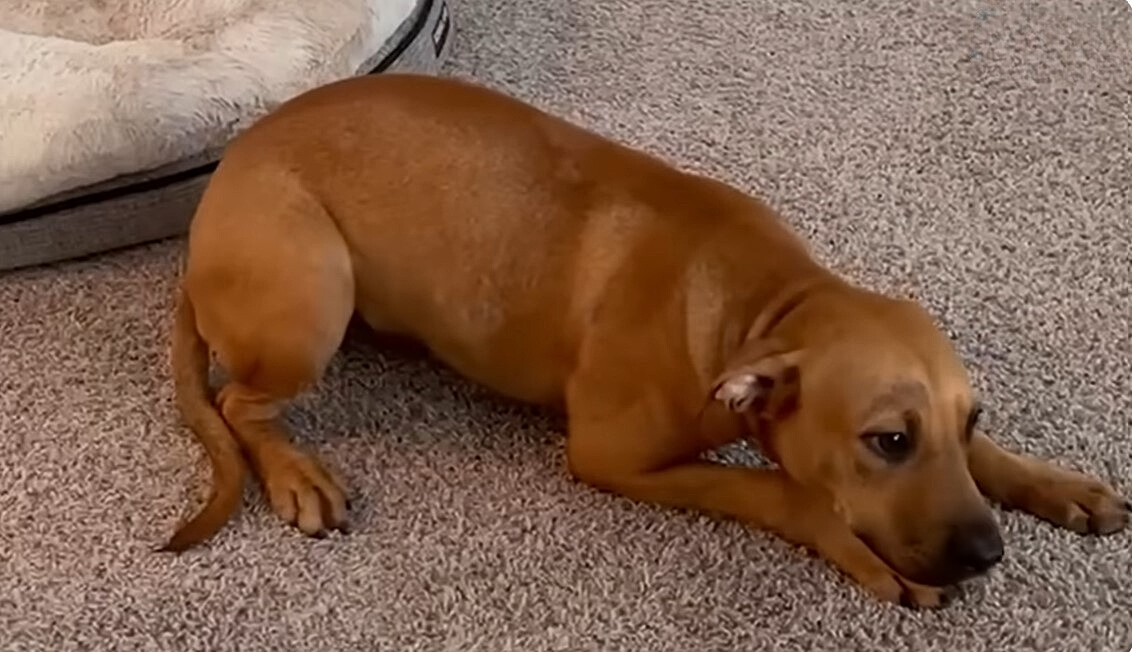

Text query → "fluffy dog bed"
[0,0,452,271]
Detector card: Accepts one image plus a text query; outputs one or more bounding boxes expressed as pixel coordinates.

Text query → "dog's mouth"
[853,530,986,588]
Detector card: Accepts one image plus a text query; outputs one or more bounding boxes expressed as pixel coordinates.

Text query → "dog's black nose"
[946,518,1004,574]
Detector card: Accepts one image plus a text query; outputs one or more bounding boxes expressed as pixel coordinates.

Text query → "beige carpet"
[2,1,1131,650]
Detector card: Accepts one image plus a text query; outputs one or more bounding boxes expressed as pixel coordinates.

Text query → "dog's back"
[197,74,806,405]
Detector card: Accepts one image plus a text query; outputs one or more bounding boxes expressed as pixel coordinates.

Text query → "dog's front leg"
[968,431,1129,534]
[564,385,947,607]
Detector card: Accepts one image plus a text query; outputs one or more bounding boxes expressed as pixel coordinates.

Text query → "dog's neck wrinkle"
[733,275,845,354]
[752,278,828,341]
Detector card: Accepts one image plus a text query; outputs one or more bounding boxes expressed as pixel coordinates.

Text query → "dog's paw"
[896,576,956,609]
[823,521,953,609]
[259,445,349,537]
[1020,465,1129,535]
[859,570,952,609]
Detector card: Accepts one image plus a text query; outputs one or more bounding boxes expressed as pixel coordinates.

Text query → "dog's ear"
[712,347,803,418]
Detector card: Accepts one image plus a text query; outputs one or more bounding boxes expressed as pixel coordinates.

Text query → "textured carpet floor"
[2,1,1131,650]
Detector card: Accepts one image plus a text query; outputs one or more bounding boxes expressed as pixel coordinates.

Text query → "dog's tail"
[160,285,247,552]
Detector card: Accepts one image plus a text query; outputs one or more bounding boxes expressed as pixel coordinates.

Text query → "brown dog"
[165,73,1128,607]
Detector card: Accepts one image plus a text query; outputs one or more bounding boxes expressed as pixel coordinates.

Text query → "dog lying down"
[164,73,1129,607]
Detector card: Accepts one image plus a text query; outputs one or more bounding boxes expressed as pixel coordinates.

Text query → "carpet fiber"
[2,1,1130,650]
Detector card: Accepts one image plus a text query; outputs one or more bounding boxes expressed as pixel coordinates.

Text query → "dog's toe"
[1025,470,1129,535]
[260,448,350,537]
[860,573,904,605]
[1071,484,1127,536]
[1059,502,1091,534]
[938,584,961,607]
[1088,503,1129,535]
[858,570,948,609]
[896,578,949,610]
[295,484,331,535]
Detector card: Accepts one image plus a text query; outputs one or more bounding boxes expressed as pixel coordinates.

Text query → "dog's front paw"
[1018,465,1129,535]
[258,445,349,537]
[813,514,955,609]
[857,568,953,609]
[832,535,953,608]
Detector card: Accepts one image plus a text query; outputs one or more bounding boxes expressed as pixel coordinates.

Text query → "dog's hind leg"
[186,174,355,537]
[215,383,350,537]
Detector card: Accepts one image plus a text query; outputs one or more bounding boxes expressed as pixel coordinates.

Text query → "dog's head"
[713,289,1002,586]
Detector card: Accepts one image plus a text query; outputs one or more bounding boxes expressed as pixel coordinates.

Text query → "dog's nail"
[940,585,960,607]
[1122,499,1131,511]
[311,530,327,540]
[334,523,352,535]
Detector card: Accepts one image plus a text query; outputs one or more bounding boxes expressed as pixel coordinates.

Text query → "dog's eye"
[863,431,915,463]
